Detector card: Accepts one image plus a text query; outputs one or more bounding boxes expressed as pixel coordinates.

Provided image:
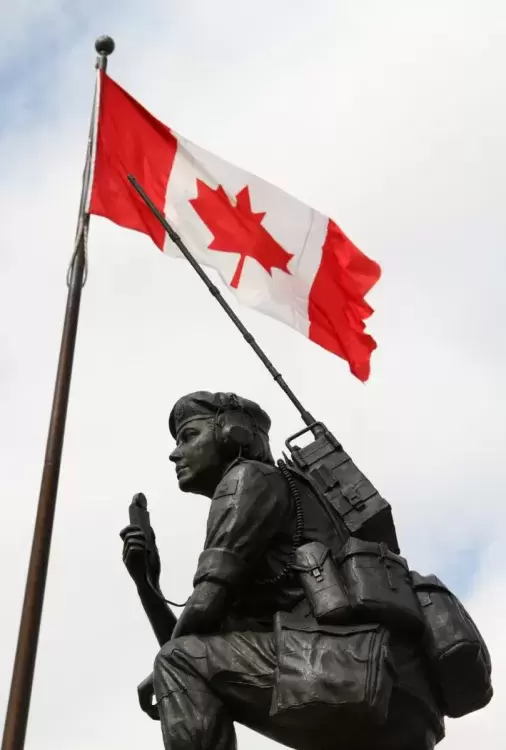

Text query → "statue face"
[169,418,224,497]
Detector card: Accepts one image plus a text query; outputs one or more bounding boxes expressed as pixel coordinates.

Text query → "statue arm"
[172,462,288,640]
[121,524,178,647]
[136,580,178,647]
[171,580,228,640]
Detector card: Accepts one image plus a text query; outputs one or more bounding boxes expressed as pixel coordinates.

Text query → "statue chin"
[176,472,193,492]
[176,469,204,495]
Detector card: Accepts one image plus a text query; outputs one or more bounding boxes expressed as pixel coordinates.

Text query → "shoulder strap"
[253,459,304,586]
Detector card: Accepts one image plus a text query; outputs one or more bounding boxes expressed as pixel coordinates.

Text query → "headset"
[213,393,255,456]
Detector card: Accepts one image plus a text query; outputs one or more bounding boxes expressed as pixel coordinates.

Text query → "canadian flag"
[88,71,381,381]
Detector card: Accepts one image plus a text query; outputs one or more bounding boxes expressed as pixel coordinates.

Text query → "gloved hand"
[120,520,161,591]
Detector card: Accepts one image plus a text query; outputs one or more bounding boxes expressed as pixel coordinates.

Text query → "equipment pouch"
[271,613,394,728]
[410,572,493,718]
[293,542,351,624]
[338,538,424,632]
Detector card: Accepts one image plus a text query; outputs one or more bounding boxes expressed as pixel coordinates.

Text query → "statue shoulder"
[214,460,281,500]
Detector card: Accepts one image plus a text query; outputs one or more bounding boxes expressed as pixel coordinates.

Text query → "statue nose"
[169,447,181,463]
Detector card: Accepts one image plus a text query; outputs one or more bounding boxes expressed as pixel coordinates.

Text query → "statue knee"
[154,641,178,676]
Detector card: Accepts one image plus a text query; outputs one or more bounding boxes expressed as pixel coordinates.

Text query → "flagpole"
[1,36,115,750]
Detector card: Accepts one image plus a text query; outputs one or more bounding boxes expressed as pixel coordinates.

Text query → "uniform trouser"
[152,631,437,750]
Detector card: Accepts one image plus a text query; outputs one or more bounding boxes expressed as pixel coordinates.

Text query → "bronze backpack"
[410,572,493,718]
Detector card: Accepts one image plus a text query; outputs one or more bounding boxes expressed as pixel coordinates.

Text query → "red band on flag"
[89,72,178,249]
[308,220,381,382]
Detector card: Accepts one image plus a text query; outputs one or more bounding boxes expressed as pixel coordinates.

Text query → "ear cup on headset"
[215,412,254,453]
[214,393,258,456]
[221,422,253,447]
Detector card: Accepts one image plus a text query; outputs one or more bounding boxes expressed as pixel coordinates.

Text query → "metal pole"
[1,36,115,750]
[128,175,316,427]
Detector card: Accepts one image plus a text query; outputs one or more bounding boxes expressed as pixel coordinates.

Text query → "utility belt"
[293,539,493,719]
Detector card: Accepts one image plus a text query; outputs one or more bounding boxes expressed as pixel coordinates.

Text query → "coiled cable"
[254,458,304,586]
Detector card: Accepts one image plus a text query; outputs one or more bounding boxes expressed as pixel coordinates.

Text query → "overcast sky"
[1,2,505,749]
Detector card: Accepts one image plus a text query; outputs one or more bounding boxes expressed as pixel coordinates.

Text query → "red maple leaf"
[189,180,293,288]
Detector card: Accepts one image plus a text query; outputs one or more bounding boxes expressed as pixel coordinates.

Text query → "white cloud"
[0,1,504,749]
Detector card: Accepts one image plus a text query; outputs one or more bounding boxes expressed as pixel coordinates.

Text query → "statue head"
[168,391,273,497]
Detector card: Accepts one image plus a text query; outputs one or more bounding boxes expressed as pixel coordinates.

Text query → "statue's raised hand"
[120,524,161,589]
[120,501,161,591]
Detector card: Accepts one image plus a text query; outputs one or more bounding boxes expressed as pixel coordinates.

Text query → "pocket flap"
[339,538,409,570]
[276,610,381,636]
[293,541,331,572]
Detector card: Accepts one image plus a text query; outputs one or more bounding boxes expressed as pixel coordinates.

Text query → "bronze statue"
[120,391,492,750]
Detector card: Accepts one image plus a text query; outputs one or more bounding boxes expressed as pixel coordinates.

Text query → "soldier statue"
[120,391,491,750]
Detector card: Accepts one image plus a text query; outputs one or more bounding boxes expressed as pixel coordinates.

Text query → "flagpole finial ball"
[95,36,115,56]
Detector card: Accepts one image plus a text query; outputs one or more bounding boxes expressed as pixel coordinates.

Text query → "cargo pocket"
[270,613,394,727]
